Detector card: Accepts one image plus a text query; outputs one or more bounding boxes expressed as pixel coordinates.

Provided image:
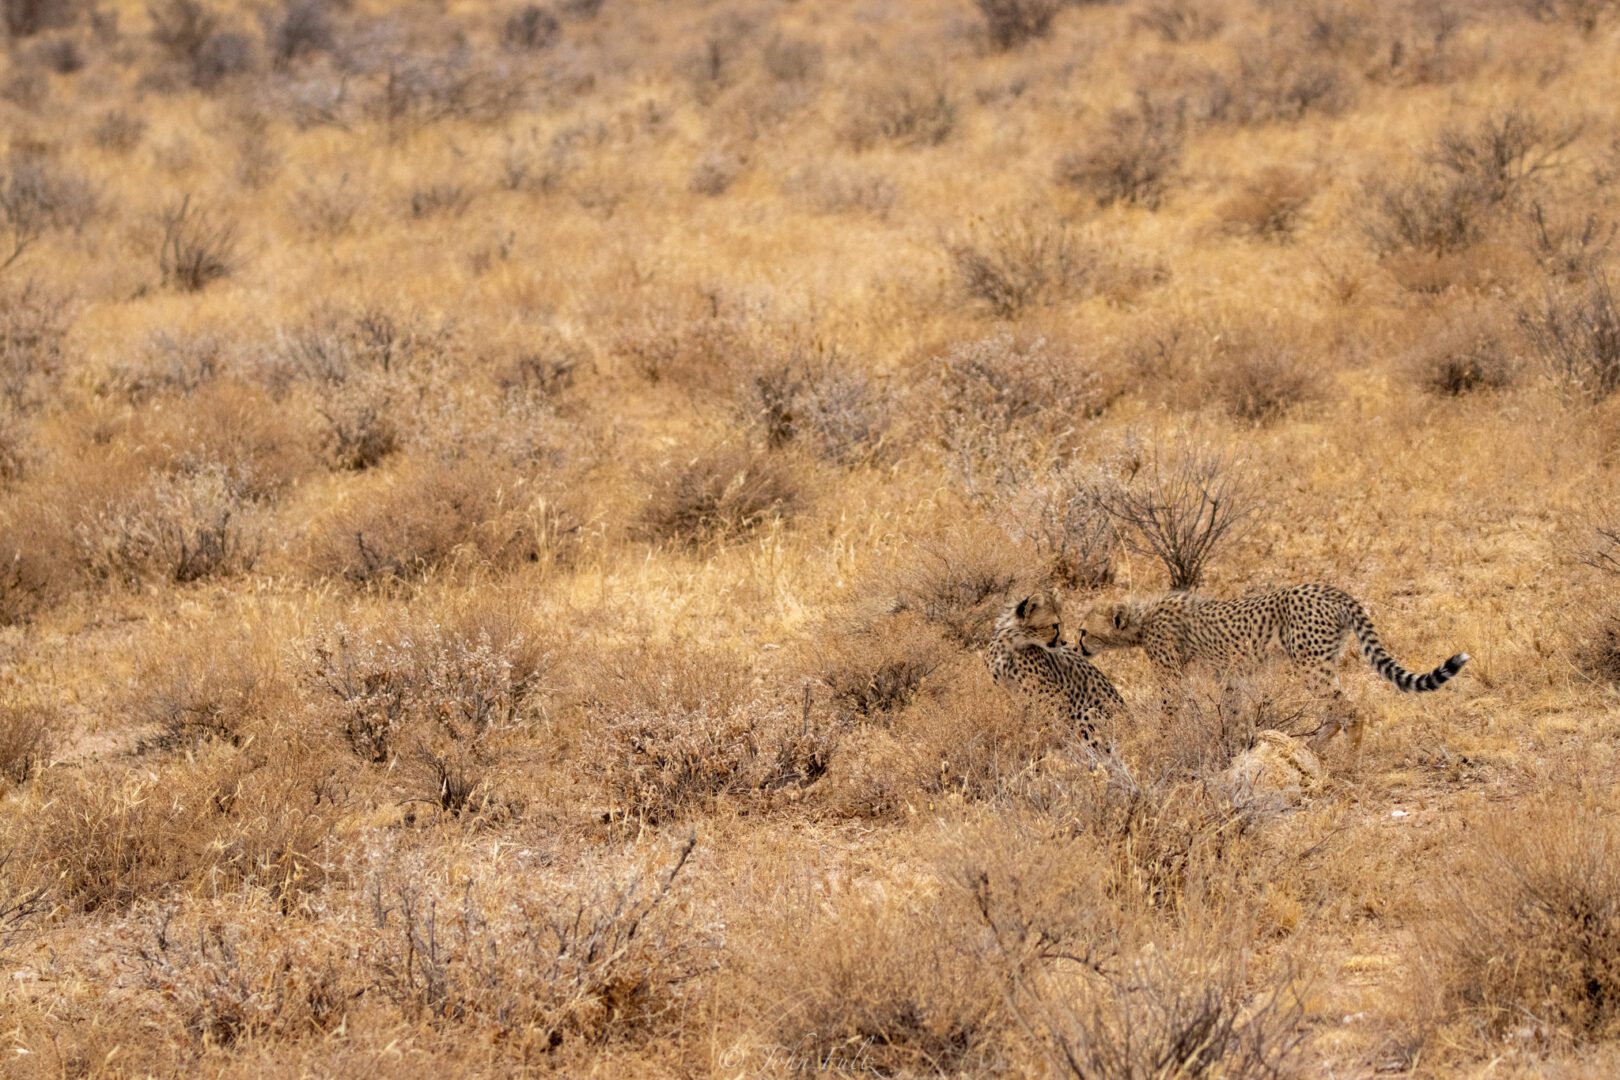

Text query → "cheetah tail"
[1347,603,1470,693]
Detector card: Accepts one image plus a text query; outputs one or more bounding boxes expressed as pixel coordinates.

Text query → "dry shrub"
[501,4,559,52]
[1217,166,1315,241]
[138,379,320,499]
[837,70,956,150]
[1010,462,1123,590]
[0,702,54,788]
[3,0,81,38]
[1135,0,1224,42]
[1520,272,1620,401]
[92,107,148,152]
[816,611,955,725]
[1362,168,1489,258]
[1524,0,1620,31]
[158,195,239,292]
[581,647,831,825]
[637,443,804,548]
[303,613,543,767]
[1099,444,1256,590]
[126,630,282,749]
[407,182,472,219]
[782,162,897,217]
[1403,302,1519,395]
[79,465,263,586]
[307,458,562,586]
[1525,201,1616,282]
[945,212,1087,318]
[1056,97,1183,210]
[1430,107,1580,208]
[761,890,1009,1073]
[0,280,68,413]
[1418,794,1620,1047]
[977,0,1060,51]
[1229,31,1354,124]
[365,837,711,1051]
[885,526,1025,649]
[749,346,891,466]
[315,374,400,469]
[0,492,77,624]
[610,305,756,390]
[1207,334,1327,424]
[264,307,444,390]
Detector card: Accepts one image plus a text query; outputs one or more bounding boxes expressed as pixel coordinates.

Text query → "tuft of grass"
[637,443,804,548]
[158,195,239,292]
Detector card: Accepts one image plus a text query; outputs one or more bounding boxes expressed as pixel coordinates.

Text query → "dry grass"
[0,0,1615,1074]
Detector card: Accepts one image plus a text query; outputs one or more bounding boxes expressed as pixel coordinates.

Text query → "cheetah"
[1076,583,1468,752]
[987,590,1125,745]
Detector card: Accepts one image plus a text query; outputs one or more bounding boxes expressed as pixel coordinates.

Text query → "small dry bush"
[265,307,444,389]
[759,888,1010,1073]
[0,490,78,624]
[636,443,804,548]
[126,629,283,749]
[1576,516,1620,682]
[501,4,559,52]
[303,612,543,770]
[610,305,756,390]
[1207,332,1327,424]
[92,108,148,152]
[149,0,258,90]
[306,458,561,586]
[1056,97,1183,210]
[137,379,320,498]
[1525,201,1616,282]
[1519,272,1620,401]
[885,525,1025,649]
[1135,0,1224,42]
[0,702,54,789]
[1362,167,1490,258]
[0,280,68,413]
[580,647,832,825]
[947,212,1090,317]
[1228,31,1354,124]
[1099,444,1256,591]
[78,465,263,586]
[158,195,239,292]
[1430,107,1580,208]
[750,346,892,466]
[838,70,956,150]
[1403,302,1519,395]
[364,837,711,1051]
[1217,166,1316,241]
[815,611,955,725]
[1417,794,1620,1048]
[977,0,1061,51]
[1009,461,1123,590]
[3,0,81,38]
[782,162,897,217]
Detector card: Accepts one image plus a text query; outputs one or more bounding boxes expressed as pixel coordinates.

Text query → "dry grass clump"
[1010,462,1123,590]
[1417,794,1620,1048]
[126,629,283,749]
[581,647,831,825]
[782,162,897,217]
[946,211,1091,318]
[1207,333,1328,425]
[306,457,563,586]
[976,0,1061,52]
[1404,302,1520,395]
[636,443,804,548]
[837,69,956,150]
[1217,166,1316,241]
[0,280,68,412]
[1519,272,1620,401]
[886,525,1026,649]
[0,701,54,789]
[78,464,263,586]
[1056,97,1184,210]
[750,346,892,466]
[816,611,955,725]
[157,195,240,291]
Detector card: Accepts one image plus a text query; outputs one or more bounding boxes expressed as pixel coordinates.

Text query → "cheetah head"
[1076,600,1144,655]
[999,590,1062,648]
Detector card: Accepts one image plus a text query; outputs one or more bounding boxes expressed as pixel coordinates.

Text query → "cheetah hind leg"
[1304,664,1360,756]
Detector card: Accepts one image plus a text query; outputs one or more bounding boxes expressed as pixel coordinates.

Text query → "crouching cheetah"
[1077,583,1468,752]
[987,590,1124,745]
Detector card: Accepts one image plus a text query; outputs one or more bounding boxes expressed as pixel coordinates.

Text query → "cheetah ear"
[1015,596,1032,619]
[1111,603,1129,630]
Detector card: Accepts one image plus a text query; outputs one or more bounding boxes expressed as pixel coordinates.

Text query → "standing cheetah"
[987,590,1125,745]
[1076,583,1468,751]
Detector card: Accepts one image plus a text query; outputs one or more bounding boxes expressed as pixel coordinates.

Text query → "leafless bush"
[1526,201,1616,282]
[367,838,709,1048]
[1431,108,1580,208]
[556,0,602,17]
[1405,303,1519,395]
[89,108,145,153]
[1520,272,1620,401]
[977,0,1061,51]
[817,613,954,724]
[1013,464,1123,590]
[407,182,472,219]
[783,163,897,217]
[1099,445,1256,590]
[1217,167,1315,240]
[688,147,744,197]
[262,0,336,67]
[1230,34,1353,123]
[926,333,1104,460]
[1362,168,1489,257]
[127,634,275,749]
[80,465,262,585]
[1418,796,1620,1046]
[1056,97,1183,209]
[158,195,239,291]
[1135,0,1224,42]
[838,72,956,150]
[150,0,257,89]
[750,348,891,466]
[0,281,67,412]
[0,702,53,788]
[637,444,803,547]
[946,212,1089,317]
[3,0,80,38]
[886,527,1024,648]
[306,459,560,585]
[1209,337,1326,424]
[502,5,559,51]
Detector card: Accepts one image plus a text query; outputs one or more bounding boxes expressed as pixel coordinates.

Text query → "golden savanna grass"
[2,0,1620,1074]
